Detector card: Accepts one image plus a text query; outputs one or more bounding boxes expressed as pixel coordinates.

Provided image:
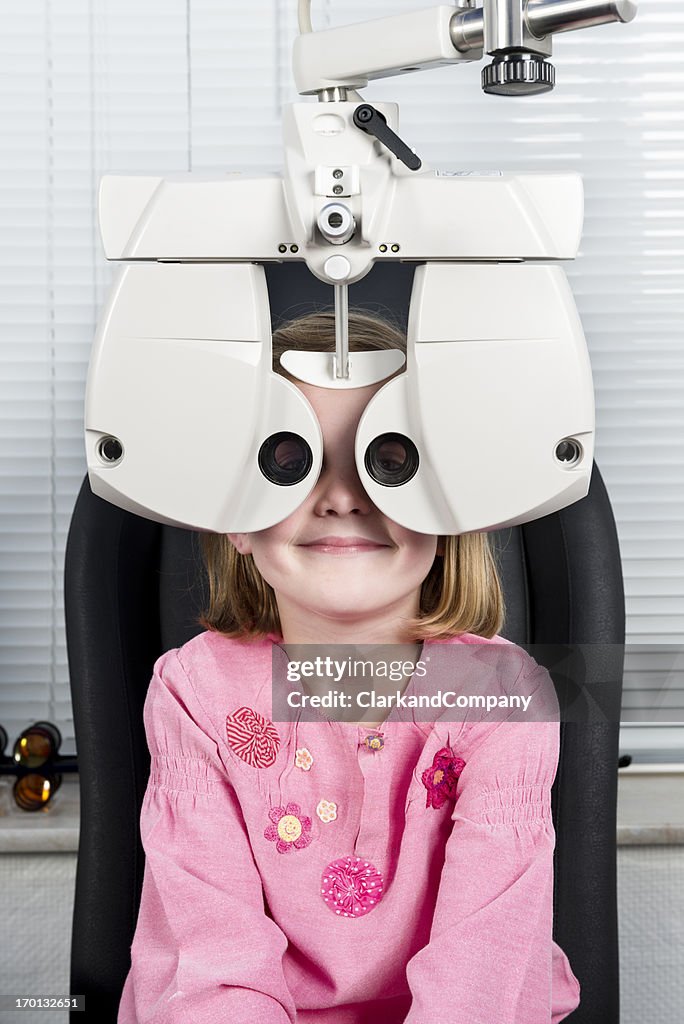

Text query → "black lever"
[352,104,422,171]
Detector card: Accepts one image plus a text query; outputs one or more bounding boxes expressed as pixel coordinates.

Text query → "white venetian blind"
[0,0,190,756]
[0,0,681,760]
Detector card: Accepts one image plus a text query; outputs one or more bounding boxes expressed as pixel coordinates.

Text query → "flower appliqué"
[316,799,337,823]
[321,856,384,918]
[421,746,466,809]
[225,706,280,768]
[363,732,385,751]
[295,747,314,771]
[264,802,313,854]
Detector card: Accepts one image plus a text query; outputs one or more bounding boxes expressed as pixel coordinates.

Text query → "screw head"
[357,106,372,123]
[333,169,343,179]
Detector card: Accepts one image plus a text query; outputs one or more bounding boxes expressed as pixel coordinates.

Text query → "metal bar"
[450,0,637,52]
[334,283,349,380]
[526,0,637,38]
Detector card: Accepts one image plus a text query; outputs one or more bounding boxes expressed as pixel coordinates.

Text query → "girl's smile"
[298,534,392,555]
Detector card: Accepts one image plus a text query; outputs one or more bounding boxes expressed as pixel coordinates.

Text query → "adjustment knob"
[482,52,555,96]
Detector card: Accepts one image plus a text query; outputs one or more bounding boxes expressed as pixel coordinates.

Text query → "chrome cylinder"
[526,0,637,38]
[451,0,637,52]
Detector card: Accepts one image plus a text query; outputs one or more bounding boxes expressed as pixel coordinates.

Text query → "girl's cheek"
[252,545,288,587]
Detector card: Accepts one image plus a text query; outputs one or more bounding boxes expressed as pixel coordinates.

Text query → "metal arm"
[452,0,637,49]
[524,0,636,36]
[293,0,637,97]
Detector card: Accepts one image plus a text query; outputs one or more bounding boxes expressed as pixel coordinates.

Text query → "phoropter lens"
[258,432,313,486]
[364,433,419,487]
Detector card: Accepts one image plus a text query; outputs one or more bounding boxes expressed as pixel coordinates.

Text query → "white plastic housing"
[85,263,323,532]
[86,99,593,535]
[356,262,595,534]
[98,167,582,270]
[84,259,594,536]
[98,101,584,290]
[279,349,406,389]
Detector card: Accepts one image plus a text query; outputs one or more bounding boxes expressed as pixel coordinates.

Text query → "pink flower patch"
[320,856,384,918]
[264,802,313,854]
[226,706,280,768]
[421,746,466,809]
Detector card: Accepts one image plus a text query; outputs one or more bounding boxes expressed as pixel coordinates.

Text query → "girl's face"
[227,379,443,644]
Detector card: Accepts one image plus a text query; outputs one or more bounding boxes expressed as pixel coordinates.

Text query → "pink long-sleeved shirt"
[118,629,581,1024]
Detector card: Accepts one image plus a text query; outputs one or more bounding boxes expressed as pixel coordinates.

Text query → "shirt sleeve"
[117,648,298,1024]
[403,664,581,1024]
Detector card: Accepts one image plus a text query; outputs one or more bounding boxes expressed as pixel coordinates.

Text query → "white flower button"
[295,747,313,771]
[317,799,338,823]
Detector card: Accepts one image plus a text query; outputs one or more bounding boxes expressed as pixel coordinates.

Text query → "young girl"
[117,310,581,1024]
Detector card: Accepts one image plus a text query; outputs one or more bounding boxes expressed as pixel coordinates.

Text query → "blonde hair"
[197,309,505,643]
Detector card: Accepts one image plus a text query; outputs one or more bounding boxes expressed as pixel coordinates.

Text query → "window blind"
[0,0,680,761]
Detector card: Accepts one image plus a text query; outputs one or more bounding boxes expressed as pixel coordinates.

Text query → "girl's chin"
[275,588,422,634]
[285,596,387,619]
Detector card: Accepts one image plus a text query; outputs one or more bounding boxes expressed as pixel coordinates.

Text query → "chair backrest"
[65,263,625,1023]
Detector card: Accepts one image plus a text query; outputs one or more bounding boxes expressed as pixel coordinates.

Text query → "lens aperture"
[365,433,419,487]
[258,432,313,486]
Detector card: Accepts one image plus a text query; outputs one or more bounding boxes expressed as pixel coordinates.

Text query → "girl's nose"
[311,462,374,516]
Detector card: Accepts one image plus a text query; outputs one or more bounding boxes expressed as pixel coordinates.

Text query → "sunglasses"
[0,722,78,811]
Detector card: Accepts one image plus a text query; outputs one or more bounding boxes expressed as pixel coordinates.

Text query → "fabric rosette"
[225,705,280,768]
[320,855,384,918]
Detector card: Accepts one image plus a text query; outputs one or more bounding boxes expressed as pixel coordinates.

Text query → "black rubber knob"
[482,53,555,96]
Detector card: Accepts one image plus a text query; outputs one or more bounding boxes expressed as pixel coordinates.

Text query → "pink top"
[118,630,581,1024]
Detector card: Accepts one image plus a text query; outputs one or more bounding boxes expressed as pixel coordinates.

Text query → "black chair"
[65,263,625,1023]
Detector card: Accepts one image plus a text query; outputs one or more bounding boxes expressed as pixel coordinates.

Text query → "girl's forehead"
[296,380,383,431]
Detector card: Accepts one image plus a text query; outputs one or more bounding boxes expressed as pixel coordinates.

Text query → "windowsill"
[617,764,684,845]
[0,776,80,853]
[0,769,682,852]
